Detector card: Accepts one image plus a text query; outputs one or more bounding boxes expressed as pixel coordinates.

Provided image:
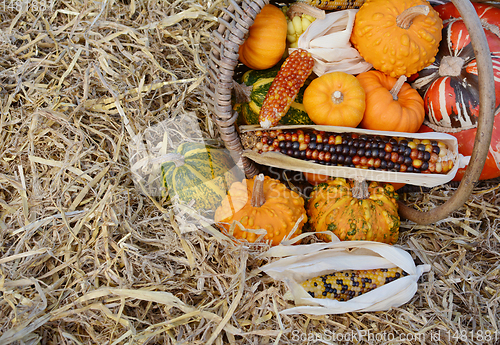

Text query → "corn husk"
[292,9,373,76]
[260,239,431,315]
[241,124,461,187]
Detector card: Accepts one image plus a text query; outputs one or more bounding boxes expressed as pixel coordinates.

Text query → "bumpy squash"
[307,178,400,244]
[234,67,314,126]
[410,2,500,181]
[351,0,442,78]
[161,142,242,212]
[215,174,307,246]
[238,4,288,70]
[357,70,425,133]
[303,71,366,127]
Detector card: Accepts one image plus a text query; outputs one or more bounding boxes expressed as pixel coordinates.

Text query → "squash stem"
[287,3,325,20]
[352,177,369,199]
[439,55,464,77]
[389,75,407,101]
[331,90,344,104]
[396,5,430,29]
[251,173,266,207]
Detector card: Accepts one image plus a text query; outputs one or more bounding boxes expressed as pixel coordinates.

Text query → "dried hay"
[0,0,499,344]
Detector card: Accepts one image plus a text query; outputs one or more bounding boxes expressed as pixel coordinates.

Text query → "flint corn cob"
[259,49,315,129]
[241,129,455,174]
[301,267,408,301]
[298,0,365,10]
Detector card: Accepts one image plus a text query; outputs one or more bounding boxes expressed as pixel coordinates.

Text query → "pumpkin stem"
[251,173,266,207]
[331,90,344,104]
[232,80,253,104]
[396,5,430,30]
[352,177,369,200]
[287,3,325,20]
[389,75,407,101]
[439,56,464,77]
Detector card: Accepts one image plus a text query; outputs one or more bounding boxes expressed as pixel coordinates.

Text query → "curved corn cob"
[240,128,455,174]
[301,267,408,301]
[259,49,315,129]
[298,0,365,11]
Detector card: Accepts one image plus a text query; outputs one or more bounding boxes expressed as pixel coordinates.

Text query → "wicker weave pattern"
[206,0,270,177]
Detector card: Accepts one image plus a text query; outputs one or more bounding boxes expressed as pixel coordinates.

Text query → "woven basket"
[205,0,496,224]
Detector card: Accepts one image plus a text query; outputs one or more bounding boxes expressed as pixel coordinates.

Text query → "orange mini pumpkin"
[238,4,288,70]
[215,174,307,246]
[356,70,425,133]
[303,72,366,127]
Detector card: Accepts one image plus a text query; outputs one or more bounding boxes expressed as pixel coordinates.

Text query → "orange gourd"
[356,70,424,133]
[303,72,366,127]
[238,5,288,70]
[215,174,307,246]
[351,0,442,78]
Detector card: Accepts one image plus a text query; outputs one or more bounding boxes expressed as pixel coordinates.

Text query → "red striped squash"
[410,3,500,181]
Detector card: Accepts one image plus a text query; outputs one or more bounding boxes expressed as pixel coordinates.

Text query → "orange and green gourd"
[307,178,400,244]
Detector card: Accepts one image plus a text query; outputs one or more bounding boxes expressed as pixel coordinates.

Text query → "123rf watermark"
[1,0,55,12]
[291,329,500,344]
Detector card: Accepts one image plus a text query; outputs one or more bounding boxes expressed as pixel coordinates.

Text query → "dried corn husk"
[260,239,431,315]
[292,9,373,76]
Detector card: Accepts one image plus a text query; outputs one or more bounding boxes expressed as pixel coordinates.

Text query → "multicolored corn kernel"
[282,4,318,48]
[241,129,455,174]
[301,267,408,301]
[298,0,365,11]
[259,49,314,129]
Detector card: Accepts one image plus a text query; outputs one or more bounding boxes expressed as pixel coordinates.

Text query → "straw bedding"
[0,0,499,344]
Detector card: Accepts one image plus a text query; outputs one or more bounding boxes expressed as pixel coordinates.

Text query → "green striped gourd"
[161,142,242,212]
[234,67,314,126]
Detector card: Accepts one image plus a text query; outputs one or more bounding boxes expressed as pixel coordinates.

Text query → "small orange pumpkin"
[215,174,307,246]
[303,72,366,127]
[238,5,288,70]
[356,70,424,133]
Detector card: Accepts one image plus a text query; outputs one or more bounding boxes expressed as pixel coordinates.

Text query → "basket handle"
[398,0,496,224]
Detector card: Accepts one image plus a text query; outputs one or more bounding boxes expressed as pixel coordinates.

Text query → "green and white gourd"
[161,142,242,212]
